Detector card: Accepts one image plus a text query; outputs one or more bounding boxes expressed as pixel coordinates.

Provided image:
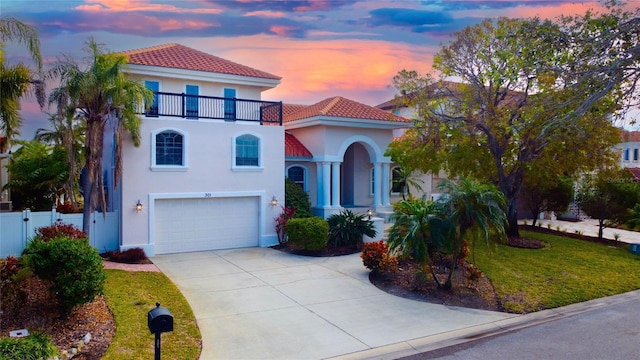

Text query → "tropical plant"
[0,17,45,151]
[35,111,85,207]
[387,198,448,265]
[327,209,376,248]
[391,166,424,200]
[274,206,296,244]
[48,38,152,233]
[361,240,398,273]
[387,179,507,290]
[3,140,68,210]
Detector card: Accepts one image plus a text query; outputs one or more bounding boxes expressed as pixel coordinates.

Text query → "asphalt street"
[401,294,640,360]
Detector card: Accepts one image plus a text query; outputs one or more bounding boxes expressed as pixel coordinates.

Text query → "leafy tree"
[0,17,45,151]
[575,170,637,240]
[3,140,67,210]
[522,176,574,226]
[390,6,636,237]
[49,38,151,233]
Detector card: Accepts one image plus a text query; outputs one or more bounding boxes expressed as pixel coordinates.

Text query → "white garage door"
[154,197,259,254]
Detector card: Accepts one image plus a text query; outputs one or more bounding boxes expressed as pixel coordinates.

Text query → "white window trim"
[286,164,308,191]
[232,132,263,171]
[151,128,189,171]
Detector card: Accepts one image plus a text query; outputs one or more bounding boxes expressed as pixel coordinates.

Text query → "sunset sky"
[2,0,638,137]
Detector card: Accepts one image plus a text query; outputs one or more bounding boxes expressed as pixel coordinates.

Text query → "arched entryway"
[341,142,372,207]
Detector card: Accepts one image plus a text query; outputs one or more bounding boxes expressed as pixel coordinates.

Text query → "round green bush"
[22,237,106,315]
[285,216,329,250]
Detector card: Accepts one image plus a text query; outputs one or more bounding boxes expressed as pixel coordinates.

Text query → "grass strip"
[472,230,640,313]
[102,270,201,359]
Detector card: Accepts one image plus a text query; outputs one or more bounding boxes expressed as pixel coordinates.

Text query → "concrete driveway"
[152,248,518,360]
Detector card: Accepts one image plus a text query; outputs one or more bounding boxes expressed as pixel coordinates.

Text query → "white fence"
[0,210,119,258]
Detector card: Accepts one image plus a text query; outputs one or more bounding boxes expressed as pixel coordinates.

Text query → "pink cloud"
[75,0,223,14]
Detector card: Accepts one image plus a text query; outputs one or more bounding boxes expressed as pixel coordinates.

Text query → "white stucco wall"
[616,141,640,168]
[120,117,284,254]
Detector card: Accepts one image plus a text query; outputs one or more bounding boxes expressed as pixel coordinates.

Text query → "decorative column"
[316,162,324,207]
[331,162,341,208]
[373,162,382,207]
[322,162,331,208]
[381,163,390,206]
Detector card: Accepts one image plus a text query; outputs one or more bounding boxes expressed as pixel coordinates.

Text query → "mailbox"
[148,302,174,334]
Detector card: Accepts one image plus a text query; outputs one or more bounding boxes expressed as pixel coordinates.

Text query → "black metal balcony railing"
[143,92,283,125]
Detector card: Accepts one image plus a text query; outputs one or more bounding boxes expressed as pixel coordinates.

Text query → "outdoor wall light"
[270,196,278,207]
[366,209,373,220]
[135,200,143,212]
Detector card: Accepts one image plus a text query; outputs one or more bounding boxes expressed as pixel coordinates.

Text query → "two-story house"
[617,130,640,180]
[116,44,413,255]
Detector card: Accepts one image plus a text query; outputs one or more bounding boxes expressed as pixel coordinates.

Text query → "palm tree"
[391,166,424,200]
[49,38,151,233]
[437,178,508,289]
[0,17,45,152]
[35,111,85,206]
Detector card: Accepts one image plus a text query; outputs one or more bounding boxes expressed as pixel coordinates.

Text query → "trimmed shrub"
[286,217,329,251]
[0,332,59,360]
[285,178,312,218]
[22,237,105,315]
[327,209,376,248]
[361,241,397,273]
[34,221,86,242]
[102,247,148,264]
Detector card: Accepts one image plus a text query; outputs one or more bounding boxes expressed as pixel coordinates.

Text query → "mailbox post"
[148,302,174,360]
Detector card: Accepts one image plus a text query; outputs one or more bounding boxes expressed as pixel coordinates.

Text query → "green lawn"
[471,230,640,313]
[102,270,201,359]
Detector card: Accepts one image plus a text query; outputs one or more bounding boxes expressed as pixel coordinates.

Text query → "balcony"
[143,92,283,125]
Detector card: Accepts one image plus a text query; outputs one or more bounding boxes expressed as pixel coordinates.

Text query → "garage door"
[154,197,259,254]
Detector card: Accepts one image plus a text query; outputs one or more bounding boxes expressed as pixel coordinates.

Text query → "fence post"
[22,209,31,248]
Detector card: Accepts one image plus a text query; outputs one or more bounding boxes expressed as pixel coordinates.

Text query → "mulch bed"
[519,224,626,247]
[0,276,115,360]
[270,242,363,256]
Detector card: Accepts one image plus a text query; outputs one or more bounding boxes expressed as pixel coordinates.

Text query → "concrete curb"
[326,289,640,360]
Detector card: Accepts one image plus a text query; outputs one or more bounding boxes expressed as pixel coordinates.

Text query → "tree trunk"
[506,197,520,238]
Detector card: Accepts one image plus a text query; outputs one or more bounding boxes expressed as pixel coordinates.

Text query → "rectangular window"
[224,88,236,120]
[145,81,159,117]
[634,149,639,161]
[186,85,199,119]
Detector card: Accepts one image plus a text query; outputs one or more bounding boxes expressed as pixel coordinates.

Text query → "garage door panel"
[155,197,259,254]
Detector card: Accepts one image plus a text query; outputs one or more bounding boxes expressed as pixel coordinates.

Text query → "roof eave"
[125,64,281,90]
[285,116,412,130]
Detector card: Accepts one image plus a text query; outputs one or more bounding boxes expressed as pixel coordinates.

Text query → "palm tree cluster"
[387,178,507,290]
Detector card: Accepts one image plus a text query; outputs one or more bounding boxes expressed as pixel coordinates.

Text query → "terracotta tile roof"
[285,132,312,158]
[120,43,281,80]
[620,130,640,142]
[627,168,640,181]
[283,96,410,123]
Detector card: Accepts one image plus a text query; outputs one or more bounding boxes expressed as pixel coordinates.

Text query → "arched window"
[235,134,260,167]
[156,131,183,165]
[287,165,306,190]
[151,129,188,171]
